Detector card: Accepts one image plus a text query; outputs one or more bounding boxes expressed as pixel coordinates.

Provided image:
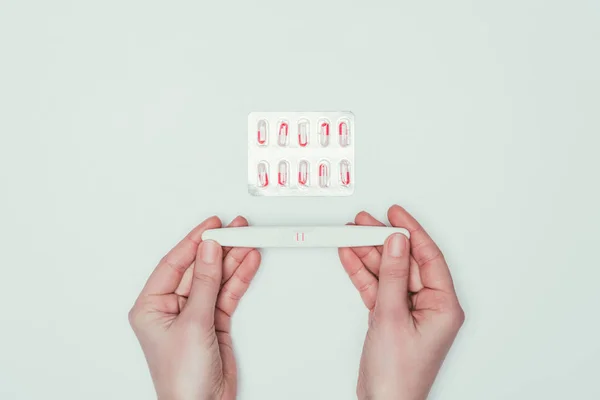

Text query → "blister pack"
[248,112,355,196]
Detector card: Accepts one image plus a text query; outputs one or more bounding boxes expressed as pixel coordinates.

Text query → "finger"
[140,216,221,296]
[338,247,378,310]
[222,216,249,257]
[174,263,194,298]
[355,211,386,253]
[409,255,424,293]
[376,234,411,319]
[222,216,254,283]
[387,205,455,292]
[129,293,182,332]
[352,211,423,291]
[175,246,256,298]
[351,211,385,275]
[216,250,261,329]
[175,217,254,297]
[181,240,223,326]
[222,246,254,283]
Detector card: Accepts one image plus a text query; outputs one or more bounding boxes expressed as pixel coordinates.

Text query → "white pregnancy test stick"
[201,226,410,248]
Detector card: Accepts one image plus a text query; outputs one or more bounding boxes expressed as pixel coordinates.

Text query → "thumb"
[376,233,411,320]
[182,240,223,327]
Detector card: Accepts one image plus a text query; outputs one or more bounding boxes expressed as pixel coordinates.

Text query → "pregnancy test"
[201,226,410,248]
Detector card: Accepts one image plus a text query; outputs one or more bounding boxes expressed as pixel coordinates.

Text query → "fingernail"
[201,240,219,263]
[387,234,407,257]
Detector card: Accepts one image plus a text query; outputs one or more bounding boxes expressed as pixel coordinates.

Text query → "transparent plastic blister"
[248,112,355,196]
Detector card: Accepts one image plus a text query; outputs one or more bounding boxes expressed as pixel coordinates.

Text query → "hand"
[129,216,261,400]
[338,205,465,400]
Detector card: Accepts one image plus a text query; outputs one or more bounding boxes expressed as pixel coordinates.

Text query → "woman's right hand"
[339,205,465,400]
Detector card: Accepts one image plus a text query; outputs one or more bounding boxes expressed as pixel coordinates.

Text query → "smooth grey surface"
[1,1,599,399]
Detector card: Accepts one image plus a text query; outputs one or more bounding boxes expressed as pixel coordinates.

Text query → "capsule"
[339,159,351,186]
[277,160,289,187]
[257,161,269,187]
[338,119,350,147]
[257,119,268,145]
[298,160,309,186]
[298,119,309,147]
[277,121,289,147]
[318,161,330,188]
[318,119,330,147]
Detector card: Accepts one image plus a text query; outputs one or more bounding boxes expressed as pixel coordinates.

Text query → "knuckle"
[193,272,220,288]
[226,251,245,267]
[222,288,242,302]
[454,305,466,326]
[128,305,143,330]
[348,266,362,279]
[440,303,465,330]
[415,247,445,267]
[381,264,409,281]
[236,272,253,285]
[357,280,375,293]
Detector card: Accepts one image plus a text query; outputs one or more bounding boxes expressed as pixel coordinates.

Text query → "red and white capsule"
[277,160,289,187]
[277,121,289,147]
[318,160,330,188]
[257,161,269,187]
[257,119,268,145]
[338,119,350,147]
[298,160,309,186]
[298,119,309,147]
[339,159,351,186]
[318,119,330,147]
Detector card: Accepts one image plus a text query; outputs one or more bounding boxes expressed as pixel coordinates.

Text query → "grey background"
[1,1,599,399]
